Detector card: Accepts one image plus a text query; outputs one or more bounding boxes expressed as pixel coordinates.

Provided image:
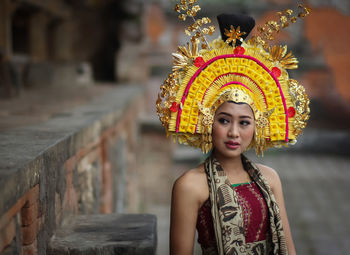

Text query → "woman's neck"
[213,151,245,174]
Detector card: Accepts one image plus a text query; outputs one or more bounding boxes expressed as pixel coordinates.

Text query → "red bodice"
[196,182,269,249]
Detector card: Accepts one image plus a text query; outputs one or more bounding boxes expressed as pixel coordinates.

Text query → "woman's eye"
[218,118,229,124]
[240,120,251,126]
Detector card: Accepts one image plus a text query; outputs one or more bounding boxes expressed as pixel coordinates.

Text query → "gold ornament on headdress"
[175,0,215,49]
[172,41,199,71]
[156,0,311,155]
[224,25,246,45]
[268,45,298,70]
[249,4,311,49]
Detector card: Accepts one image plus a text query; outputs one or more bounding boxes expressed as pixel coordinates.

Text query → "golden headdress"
[156,0,311,155]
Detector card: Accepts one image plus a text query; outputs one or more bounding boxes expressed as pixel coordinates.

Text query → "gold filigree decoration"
[198,102,213,153]
[254,108,275,156]
[224,25,246,45]
[250,4,311,48]
[210,37,230,50]
[288,79,310,136]
[174,0,215,50]
[269,45,298,69]
[298,4,311,18]
[172,40,200,71]
[198,102,213,129]
[156,72,180,129]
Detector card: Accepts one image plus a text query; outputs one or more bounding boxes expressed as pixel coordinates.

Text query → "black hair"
[227,101,246,105]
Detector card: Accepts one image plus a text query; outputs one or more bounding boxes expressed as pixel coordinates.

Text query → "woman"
[156,3,310,254]
[170,101,295,254]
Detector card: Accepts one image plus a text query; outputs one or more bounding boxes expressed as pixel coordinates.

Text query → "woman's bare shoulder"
[172,163,208,205]
[174,163,206,191]
[255,163,281,190]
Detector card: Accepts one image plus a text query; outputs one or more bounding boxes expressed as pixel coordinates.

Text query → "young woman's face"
[212,102,255,159]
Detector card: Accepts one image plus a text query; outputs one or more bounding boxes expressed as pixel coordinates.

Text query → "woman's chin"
[214,147,244,159]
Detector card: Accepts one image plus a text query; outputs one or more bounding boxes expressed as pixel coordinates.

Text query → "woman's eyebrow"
[218,112,253,119]
[218,112,232,117]
[240,115,253,119]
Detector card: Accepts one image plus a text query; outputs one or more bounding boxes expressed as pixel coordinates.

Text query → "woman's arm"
[258,164,297,255]
[170,170,205,255]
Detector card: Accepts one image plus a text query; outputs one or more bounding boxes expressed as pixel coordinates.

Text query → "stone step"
[48,214,157,255]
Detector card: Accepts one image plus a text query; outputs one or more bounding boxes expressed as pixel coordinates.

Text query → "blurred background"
[0,0,349,254]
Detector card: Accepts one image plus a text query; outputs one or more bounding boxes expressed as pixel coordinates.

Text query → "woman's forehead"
[215,101,254,116]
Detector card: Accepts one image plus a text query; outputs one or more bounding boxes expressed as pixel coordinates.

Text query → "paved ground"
[249,151,350,255]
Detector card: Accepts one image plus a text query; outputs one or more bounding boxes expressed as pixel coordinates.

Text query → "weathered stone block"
[22,239,38,255]
[48,214,157,255]
[0,85,145,254]
[21,220,37,245]
[0,213,22,254]
[25,185,39,207]
[76,149,102,214]
[21,201,38,226]
[110,137,127,214]
[0,219,16,251]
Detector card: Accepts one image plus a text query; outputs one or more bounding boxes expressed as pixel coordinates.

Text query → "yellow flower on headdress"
[224,25,246,44]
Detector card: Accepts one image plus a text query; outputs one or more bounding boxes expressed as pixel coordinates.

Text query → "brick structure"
[0,86,149,254]
[304,8,350,103]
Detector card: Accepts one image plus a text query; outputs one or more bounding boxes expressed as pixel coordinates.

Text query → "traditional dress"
[196,155,287,255]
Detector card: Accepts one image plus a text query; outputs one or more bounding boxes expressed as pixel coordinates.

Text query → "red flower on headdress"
[287,107,296,117]
[194,57,205,67]
[271,67,281,77]
[234,46,245,55]
[170,102,179,112]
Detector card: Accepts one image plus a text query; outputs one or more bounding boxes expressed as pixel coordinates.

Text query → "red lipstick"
[225,141,240,149]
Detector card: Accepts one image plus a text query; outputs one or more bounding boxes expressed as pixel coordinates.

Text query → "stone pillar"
[29,12,48,60]
[0,0,13,56]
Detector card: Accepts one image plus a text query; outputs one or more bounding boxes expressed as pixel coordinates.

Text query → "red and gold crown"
[156,0,311,154]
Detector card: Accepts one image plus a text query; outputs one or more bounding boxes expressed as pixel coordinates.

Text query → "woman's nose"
[228,123,239,137]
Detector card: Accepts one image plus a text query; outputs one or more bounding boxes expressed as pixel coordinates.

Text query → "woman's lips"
[225,141,240,149]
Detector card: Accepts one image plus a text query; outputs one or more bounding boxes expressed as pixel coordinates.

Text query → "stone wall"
[0,0,143,99]
[0,85,145,254]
